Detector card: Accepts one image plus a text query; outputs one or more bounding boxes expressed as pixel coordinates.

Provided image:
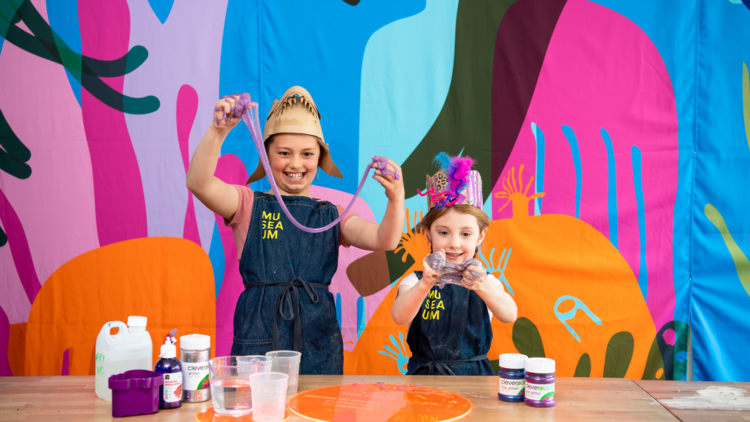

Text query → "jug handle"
[103,321,129,346]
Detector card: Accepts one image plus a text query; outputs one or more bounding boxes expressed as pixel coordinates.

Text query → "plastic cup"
[265,351,301,394]
[249,372,288,422]
[237,355,273,377]
[208,356,266,416]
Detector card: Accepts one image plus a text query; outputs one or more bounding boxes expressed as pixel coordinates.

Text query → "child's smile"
[427,208,486,264]
[267,133,320,196]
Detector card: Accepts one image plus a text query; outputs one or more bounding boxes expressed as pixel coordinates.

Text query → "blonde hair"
[419,204,489,234]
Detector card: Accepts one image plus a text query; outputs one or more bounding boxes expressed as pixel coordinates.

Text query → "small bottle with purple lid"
[497,353,528,402]
[524,358,555,407]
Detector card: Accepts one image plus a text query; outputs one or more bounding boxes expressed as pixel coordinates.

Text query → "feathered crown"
[418,153,483,209]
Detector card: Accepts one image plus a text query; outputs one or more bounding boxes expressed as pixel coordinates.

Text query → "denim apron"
[405,271,494,375]
[230,192,343,375]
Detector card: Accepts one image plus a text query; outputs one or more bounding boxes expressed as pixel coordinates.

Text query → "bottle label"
[499,378,525,396]
[525,381,555,401]
[182,361,210,391]
[163,372,183,403]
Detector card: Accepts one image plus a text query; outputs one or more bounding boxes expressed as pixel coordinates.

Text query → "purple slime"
[228,94,399,234]
[425,253,487,289]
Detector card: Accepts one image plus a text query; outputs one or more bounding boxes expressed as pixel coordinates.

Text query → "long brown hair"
[418,205,490,255]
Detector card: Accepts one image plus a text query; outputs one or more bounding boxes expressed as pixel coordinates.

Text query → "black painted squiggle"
[0,0,159,114]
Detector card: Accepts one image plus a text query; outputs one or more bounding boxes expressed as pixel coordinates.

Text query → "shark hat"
[419,153,483,210]
[247,86,343,184]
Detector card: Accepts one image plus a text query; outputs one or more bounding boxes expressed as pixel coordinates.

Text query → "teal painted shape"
[356,296,366,339]
[359,0,459,222]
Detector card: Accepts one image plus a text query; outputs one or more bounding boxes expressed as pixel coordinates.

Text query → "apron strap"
[246,279,329,353]
[410,354,489,376]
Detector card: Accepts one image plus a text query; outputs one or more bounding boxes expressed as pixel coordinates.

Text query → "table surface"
[636,380,750,422]
[0,375,682,421]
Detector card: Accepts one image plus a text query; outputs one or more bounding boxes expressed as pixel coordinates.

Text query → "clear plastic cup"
[237,355,273,376]
[208,356,266,416]
[265,350,301,394]
[249,372,288,422]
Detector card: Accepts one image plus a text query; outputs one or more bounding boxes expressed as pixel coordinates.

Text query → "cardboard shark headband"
[418,152,483,210]
[214,90,399,233]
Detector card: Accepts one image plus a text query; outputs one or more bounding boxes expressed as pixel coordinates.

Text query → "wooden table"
[0,375,678,421]
[636,380,750,422]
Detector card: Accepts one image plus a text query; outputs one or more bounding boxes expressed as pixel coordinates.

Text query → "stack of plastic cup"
[265,351,301,394]
[250,372,288,422]
[208,356,267,416]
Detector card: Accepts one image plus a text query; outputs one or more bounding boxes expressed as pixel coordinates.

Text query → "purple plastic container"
[109,370,163,417]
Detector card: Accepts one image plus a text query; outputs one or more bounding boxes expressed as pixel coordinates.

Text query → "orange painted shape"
[288,383,472,422]
[195,408,291,422]
[484,215,656,378]
[8,323,27,376]
[25,237,216,376]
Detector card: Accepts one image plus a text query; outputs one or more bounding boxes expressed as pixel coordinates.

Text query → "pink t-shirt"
[225,185,357,261]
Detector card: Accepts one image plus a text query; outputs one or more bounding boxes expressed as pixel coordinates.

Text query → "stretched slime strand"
[222,94,398,233]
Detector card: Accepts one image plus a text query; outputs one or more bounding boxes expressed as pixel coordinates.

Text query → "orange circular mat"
[287,383,472,422]
[195,408,291,422]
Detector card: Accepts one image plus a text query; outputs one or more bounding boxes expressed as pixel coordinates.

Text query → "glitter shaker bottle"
[524,358,555,408]
[498,353,528,402]
[180,334,211,403]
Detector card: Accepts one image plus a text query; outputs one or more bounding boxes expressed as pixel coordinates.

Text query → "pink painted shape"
[123,0,229,252]
[0,189,40,302]
[0,0,99,299]
[662,328,676,346]
[492,0,678,329]
[0,305,13,376]
[213,154,249,357]
[177,85,201,246]
[0,240,32,324]
[79,0,148,246]
[309,185,382,352]
[61,348,70,376]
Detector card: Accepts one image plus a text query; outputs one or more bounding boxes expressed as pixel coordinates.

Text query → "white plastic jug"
[94,316,153,401]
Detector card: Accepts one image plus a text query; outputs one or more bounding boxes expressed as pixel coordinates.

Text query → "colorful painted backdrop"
[1,0,749,382]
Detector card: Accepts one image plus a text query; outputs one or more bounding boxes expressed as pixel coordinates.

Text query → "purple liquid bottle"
[154,335,182,409]
[524,358,555,408]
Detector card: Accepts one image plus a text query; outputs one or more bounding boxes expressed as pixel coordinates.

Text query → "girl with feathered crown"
[392,153,518,375]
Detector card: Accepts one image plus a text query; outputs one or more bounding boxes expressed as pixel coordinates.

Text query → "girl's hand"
[462,264,488,291]
[211,94,248,136]
[420,253,442,288]
[371,156,404,202]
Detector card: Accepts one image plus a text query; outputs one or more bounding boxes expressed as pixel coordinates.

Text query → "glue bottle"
[154,331,182,409]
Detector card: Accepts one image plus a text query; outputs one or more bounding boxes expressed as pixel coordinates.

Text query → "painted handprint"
[377,332,410,375]
[495,165,545,218]
[477,247,514,296]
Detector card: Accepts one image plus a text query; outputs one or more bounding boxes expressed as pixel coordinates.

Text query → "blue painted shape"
[588,0,697,330]
[218,0,262,191]
[208,222,225,298]
[600,128,619,249]
[743,0,750,10]
[676,351,688,362]
[336,293,342,328]
[554,295,602,342]
[148,0,175,24]
[561,125,582,218]
[220,0,424,196]
[631,146,648,301]
[46,0,82,105]
[477,247,514,296]
[356,296,366,339]
[532,122,545,215]
[377,332,409,375]
[357,0,458,222]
